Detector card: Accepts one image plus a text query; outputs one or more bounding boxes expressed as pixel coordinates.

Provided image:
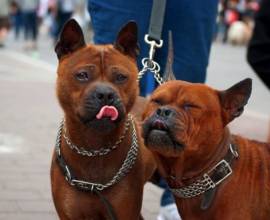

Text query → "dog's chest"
[62,189,102,219]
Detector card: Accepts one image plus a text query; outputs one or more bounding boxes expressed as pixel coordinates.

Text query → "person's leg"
[14,13,19,39]
[158,178,175,206]
[87,0,155,96]
[54,11,73,42]
[60,12,73,28]
[23,12,29,41]
[223,23,229,43]
[27,11,38,49]
[14,11,22,39]
[154,0,219,84]
[53,11,63,42]
[31,11,38,42]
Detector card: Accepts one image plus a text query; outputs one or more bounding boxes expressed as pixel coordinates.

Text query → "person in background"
[0,0,11,47]
[247,0,270,89]
[21,0,40,50]
[51,0,77,43]
[10,1,23,40]
[223,0,239,43]
[87,1,219,219]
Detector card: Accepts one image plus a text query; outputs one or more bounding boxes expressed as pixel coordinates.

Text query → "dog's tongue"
[96,106,119,121]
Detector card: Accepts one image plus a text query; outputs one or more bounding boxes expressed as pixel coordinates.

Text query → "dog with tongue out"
[50,19,156,220]
[96,106,119,121]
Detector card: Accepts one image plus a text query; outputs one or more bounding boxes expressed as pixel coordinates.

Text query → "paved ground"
[0,30,269,220]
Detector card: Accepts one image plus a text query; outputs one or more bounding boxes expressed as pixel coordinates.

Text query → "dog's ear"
[219,78,252,125]
[114,21,139,59]
[55,19,86,59]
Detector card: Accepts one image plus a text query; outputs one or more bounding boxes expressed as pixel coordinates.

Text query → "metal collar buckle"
[64,165,73,184]
[208,159,233,186]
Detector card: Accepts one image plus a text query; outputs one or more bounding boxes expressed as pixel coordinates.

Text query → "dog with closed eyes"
[142,76,270,220]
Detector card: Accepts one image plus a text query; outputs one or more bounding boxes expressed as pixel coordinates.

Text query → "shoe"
[157,203,182,220]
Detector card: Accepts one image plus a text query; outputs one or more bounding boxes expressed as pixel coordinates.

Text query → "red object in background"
[225,10,239,25]
[248,2,260,11]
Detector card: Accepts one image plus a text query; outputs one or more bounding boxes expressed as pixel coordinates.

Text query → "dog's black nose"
[94,85,115,105]
[156,107,173,118]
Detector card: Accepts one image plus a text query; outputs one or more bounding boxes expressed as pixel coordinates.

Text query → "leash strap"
[93,189,118,220]
[148,0,167,41]
[137,0,167,85]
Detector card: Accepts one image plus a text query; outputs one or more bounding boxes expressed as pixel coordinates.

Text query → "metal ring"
[155,63,161,73]
[229,144,239,158]
[145,58,157,71]
[141,58,148,67]
[141,58,156,71]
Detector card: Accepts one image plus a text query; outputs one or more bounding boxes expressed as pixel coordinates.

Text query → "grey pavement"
[0,30,269,220]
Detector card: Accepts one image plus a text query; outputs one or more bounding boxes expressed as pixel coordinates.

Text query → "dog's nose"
[156,107,173,118]
[94,85,115,105]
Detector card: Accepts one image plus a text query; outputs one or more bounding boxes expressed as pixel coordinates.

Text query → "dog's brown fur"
[142,79,270,220]
[50,19,155,220]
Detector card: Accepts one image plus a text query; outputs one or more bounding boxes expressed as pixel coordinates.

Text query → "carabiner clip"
[144,34,163,60]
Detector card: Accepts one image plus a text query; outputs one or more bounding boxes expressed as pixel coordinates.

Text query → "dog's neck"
[161,128,231,188]
[59,115,133,183]
[64,116,128,150]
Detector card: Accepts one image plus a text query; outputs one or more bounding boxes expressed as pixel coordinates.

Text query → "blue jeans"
[87,0,218,206]
[23,11,38,41]
[88,0,218,96]
[52,11,73,41]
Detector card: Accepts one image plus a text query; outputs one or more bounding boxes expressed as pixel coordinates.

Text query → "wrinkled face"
[57,45,138,132]
[142,81,224,158]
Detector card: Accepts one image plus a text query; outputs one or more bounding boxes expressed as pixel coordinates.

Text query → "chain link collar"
[55,114,139,192]
[170,143,238,199]
[63,117,131,157]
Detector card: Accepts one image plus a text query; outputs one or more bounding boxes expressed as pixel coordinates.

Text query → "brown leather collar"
[169,142,239,210]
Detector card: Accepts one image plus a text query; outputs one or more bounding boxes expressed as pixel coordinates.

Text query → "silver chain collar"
[63,117,130,157]
[170,144,238,199]
[55,114,139,192]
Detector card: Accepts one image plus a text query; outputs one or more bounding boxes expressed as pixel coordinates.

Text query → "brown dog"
[142,79,270,220]
[50,19,155,220]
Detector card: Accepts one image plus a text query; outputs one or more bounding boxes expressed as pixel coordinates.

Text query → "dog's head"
[55,19,139,133]
[142,79,252,160]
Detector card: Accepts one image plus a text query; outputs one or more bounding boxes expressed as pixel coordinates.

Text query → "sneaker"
[157,204,181,220]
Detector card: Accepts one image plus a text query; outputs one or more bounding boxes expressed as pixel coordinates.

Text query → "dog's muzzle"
[143,107,184,151]
[78,84,125,132]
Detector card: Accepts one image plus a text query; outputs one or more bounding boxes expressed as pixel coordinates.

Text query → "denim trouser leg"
[87,0,218,93]
[158,178,176,206]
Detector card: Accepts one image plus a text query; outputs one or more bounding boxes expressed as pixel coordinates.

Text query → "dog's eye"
[75,71,89,82]
[115,73,128,84]
[182,103,198,111]
[151,99,163,105]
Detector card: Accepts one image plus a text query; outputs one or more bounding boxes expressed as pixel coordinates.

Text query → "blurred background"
[0,0,269,219]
